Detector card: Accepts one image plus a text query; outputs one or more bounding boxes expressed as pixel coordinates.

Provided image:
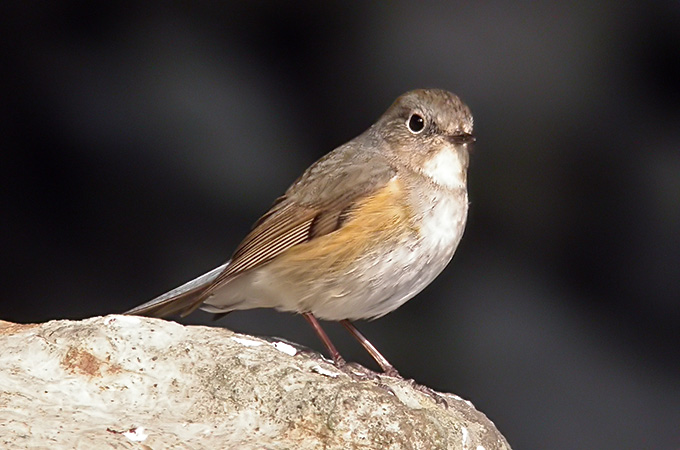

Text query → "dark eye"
[407,113,425,134]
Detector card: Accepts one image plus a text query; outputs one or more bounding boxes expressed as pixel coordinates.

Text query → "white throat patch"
[421,145,466,189]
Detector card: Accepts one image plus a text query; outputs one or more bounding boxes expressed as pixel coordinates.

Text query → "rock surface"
[0,315,511,449]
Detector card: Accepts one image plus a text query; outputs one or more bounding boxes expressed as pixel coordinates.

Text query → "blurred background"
[2,1,679,448]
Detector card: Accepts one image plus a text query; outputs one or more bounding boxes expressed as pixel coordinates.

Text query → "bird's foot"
[403,378,449,408]
[336,360,382,381]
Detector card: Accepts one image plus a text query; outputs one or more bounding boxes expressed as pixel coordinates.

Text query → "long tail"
[124,263,228,318]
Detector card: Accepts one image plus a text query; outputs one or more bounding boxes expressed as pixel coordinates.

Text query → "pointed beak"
[448,133,476,145]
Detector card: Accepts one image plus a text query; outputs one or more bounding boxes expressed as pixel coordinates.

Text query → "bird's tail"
[124,262,229,318]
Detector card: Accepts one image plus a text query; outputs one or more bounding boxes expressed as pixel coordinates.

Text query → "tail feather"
[124,285,208,317]
[124,262,229,318]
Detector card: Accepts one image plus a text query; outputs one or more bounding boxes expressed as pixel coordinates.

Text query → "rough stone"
[0,315,511,449]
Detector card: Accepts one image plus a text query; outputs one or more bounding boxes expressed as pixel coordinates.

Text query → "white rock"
[0,315,511,449]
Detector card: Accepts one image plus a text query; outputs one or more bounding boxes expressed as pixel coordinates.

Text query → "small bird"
[125,89,474,377]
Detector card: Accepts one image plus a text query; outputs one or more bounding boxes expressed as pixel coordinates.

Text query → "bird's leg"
[302,312,346,367]
[341,320,447,405]
[340,320,401,378]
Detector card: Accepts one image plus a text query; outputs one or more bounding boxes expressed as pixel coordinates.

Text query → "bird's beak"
[448,133,476,145]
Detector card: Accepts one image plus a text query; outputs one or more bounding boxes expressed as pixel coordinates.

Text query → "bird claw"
[405,378,449,408]
[338,361,382,381]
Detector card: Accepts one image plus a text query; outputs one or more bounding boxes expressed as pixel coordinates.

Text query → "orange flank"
[278,178,415,273]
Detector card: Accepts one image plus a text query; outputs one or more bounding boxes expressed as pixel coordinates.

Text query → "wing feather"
[126,144,397,318]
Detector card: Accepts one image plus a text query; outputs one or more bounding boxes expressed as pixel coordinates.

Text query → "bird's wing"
[125,148,396,318]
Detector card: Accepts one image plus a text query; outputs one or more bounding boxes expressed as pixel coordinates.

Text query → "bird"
[125,88,474,377]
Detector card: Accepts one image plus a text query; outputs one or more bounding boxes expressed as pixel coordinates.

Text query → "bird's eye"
[407,113,425,134]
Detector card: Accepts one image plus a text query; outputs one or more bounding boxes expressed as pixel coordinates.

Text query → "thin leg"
[340,320,400,377]
[302,312,346,366]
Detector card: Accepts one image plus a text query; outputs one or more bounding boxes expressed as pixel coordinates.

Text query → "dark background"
[3,2,679,448]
